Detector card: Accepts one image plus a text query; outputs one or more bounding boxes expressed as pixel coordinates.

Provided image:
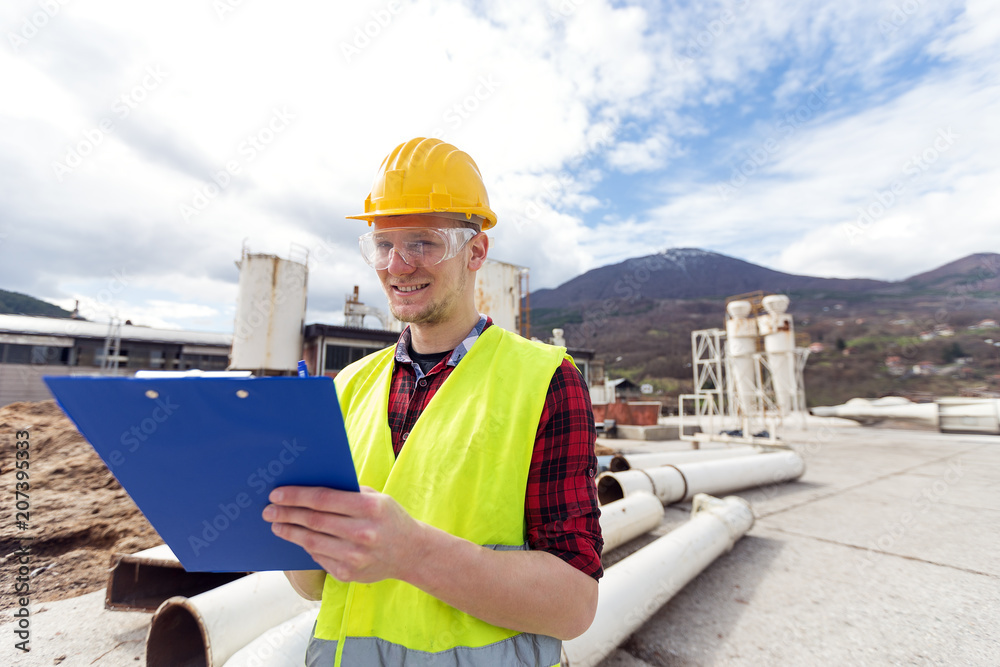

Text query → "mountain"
[902,252,1000,293]
[0,289,75,318]
[529,248,892,308]
[526,249,1000,409]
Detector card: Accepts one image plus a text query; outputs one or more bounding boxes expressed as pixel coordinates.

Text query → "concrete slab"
[1,590,147,666]
[615,425,677,441]
[757,461,1000,576]
[598,426,1000,666]
[601,525,1000,666]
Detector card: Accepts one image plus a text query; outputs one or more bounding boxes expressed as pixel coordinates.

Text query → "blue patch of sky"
[592,32,956,222]
[526,1,964,237]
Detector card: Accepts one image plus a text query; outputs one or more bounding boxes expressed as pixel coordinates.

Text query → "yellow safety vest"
[307,325,568,667]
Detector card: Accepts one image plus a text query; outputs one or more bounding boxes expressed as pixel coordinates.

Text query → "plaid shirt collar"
[394,314,490,380]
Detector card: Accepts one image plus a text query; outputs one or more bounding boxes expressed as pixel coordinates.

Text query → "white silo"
[230,250,308,374]
[725,300,758,417]
[758,294,796,413]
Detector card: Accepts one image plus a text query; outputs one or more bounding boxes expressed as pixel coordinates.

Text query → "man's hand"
[266,484,598,639]
[263,485,423,584]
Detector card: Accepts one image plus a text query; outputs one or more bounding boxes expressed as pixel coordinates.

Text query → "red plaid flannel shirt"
[387,321,603,580]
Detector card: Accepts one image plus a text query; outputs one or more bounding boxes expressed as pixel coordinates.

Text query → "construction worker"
[263,137,602,666]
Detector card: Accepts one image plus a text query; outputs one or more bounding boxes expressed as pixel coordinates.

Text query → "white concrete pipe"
[609,446,760,471]
[678,450,804,501]
[561,494,754,667]
[222,608,319,667]
[599,465,686,505]
[599,493,664,553]
[146,570,319,667]
[938,397,1000,434]
[597,450,805,505]
[811,397,939,428]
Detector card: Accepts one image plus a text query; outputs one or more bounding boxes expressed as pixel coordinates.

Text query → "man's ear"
[467,233,489,271]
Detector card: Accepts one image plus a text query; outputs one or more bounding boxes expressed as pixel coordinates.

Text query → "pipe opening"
[107,558,245,611]
[147,601,209,667]
[597,476,625,506]
[609,456,630,472]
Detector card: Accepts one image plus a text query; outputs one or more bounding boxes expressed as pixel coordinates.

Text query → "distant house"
[934,325,955,337]
[920,325,956,340]
[970,319,998,330]
[808,342,826,353]
[885,356,906,376]
[607,377,643,401]
[912,361,938,375]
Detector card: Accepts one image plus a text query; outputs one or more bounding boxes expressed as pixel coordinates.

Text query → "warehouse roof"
[0,314,232,347]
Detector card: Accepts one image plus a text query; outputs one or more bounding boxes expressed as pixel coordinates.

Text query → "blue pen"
[297,360,309,377]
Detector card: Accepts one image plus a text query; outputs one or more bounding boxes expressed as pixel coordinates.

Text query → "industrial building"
[0,314,231,406]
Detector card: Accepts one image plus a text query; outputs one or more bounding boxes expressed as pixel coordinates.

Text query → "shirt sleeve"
[524,359,604,580]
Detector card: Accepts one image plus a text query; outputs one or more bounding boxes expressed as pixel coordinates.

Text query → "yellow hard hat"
[347,137,497,230]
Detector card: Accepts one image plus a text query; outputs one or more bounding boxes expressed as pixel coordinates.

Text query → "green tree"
[942,342,966,364]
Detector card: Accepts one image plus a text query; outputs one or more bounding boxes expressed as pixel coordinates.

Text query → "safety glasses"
[359,227,478,270]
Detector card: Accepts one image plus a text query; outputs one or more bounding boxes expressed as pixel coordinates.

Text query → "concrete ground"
[5,589,148,666]
[596,423,1000,666]
[5,422,998,666]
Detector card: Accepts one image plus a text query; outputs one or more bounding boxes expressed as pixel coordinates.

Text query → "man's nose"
[385,247,415,275]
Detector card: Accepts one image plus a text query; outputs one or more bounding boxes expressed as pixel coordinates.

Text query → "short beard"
[389,269,468,325]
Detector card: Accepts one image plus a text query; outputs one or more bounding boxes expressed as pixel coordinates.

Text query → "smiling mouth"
[394,283,429,294]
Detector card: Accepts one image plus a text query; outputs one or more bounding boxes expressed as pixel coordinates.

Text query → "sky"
[1,0,997,332]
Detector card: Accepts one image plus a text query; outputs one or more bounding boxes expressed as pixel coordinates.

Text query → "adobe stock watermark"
[428,75,501,140]
[717,85,831,201]
[105,394,181,469]
[233,264,305,343]
[213,0,249,21]
[6,0,72,53]
[843,126,959,245]
[672,0,753,70]
[512,125,616,233]
[884,254,1000,361]
[179,106,295,222]
[854,458,963,574]
[878,0,924,37]
[340,1,404,63]
[578,252,673,340]
[232,604,319,667]
[233,234,350,343]
[188,438,307,556]
[544,0,586,26]
[51,65,168,182]
[85,267,133,318]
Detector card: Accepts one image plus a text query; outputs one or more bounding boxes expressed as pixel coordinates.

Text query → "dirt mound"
[0,400,162,612]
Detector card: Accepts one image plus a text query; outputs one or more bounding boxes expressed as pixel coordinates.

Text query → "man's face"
[372,214,479,325]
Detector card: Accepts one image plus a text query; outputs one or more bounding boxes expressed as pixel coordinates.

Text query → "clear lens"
[359,227,477,270]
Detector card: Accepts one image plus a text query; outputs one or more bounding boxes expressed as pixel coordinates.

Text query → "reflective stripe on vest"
[310,326,569,666]
[306,631,562,667]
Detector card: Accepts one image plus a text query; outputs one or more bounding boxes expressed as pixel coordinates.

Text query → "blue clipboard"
[43,375,358,572]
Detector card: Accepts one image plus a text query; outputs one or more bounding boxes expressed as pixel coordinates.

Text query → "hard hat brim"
[346,207,496,230]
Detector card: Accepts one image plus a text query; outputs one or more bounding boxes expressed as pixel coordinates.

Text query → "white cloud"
[0,0,996,334]
[607,134,673,173]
